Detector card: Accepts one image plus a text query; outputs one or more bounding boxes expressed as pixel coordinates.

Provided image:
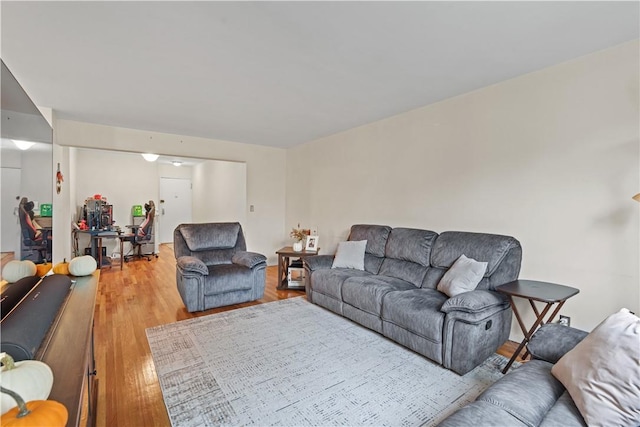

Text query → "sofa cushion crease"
[381,289,447,343]
[342,275,415,317]
[311,268,373,300]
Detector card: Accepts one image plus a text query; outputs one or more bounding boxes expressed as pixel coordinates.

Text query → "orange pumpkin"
[35,263,51,277]
[52,260,69,276]
[0,386,67,427]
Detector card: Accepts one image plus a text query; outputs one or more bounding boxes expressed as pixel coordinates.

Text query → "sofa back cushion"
[423,231,522,291]
[379,228,438,287]
[348,224,391,274]
[174,222,247,266]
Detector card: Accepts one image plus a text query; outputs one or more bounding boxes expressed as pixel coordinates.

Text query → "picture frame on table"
[305,235,319,252]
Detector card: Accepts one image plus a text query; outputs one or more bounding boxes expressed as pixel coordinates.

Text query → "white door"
[159,177,192,244]
[1,168,22,254]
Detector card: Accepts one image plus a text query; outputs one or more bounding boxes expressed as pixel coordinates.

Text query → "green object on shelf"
[132,205,143,216]
[40,203,52,217]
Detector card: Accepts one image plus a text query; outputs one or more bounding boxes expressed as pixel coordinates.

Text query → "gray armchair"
[174,222,267,312]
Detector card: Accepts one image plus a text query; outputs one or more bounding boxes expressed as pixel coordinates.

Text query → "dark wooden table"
[37,271,99,427]
[276,246,319,290]
[496,279,579,373]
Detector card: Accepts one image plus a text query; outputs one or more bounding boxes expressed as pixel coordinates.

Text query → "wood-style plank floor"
[94,243,520,427]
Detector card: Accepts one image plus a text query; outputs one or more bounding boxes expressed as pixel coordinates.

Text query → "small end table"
[276,246,320,290]
[496,279,579,373]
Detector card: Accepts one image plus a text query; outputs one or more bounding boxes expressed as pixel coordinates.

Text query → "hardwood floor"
[94,244,304,426]
[94,244,521,426]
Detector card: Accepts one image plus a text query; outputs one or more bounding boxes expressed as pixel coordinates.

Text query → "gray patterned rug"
[147,297,513,427]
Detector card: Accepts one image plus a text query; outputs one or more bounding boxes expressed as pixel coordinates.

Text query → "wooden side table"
[276,246,320,290]
[496,279,579,373]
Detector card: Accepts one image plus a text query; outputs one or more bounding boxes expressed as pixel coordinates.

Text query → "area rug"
[147,297,514,427]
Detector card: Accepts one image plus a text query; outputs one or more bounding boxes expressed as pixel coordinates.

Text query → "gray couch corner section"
[439,324,589,426]
[174,222,266,312]
[304,224,522,375]
[526,323,588,364]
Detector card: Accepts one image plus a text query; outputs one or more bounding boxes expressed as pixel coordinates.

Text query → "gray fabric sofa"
[439,323,589,426]
[174,222,267,312]
[304,224,522,374]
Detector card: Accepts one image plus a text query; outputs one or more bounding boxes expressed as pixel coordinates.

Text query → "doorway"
[1,168,21,254]
[159,177,193,244]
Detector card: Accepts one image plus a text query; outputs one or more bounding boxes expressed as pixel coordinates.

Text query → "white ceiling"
[1,1,638,148]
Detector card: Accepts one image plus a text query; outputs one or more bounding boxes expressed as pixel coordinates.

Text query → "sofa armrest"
[304,255,334,271]
[232,251,267,269]
[441,290,509,314]
[527,323,588,364]
[177,256,209,275]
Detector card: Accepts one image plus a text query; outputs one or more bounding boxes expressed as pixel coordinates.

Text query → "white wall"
[192,160,247,224]
[70,149,251,258]
[286,41,640,335]
[73,148,159,256]
[158,163,192,180]
[0,145,52,207]
[20,148,52,212]
[54,122,287,263]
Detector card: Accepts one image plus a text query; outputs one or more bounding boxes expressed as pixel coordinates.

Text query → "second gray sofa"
[304,224,522,375]
[439,324,590,426]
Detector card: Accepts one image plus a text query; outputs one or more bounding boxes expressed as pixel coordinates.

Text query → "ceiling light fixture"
[141,153,159,162]
[171,161,182,167]
[12,140,35,150]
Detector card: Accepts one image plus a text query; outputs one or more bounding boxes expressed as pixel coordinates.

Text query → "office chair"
[18,198,51,262]
[123,200,158,262]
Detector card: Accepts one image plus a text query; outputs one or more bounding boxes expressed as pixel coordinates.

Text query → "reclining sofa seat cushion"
[203,264,254,295]
[342,228,438,332]
[307,225,391,315]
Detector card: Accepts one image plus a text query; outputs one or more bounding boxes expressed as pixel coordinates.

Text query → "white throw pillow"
[551,308,640,427]
[436,254,487,297]
[331,240,367,270]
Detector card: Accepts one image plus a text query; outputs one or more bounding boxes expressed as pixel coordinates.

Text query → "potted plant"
[290,228,307,252]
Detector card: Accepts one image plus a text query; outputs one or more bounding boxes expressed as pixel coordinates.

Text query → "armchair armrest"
[304,255,334,271]
[441,289,509,314]
[527,323,588,364]
[232,251,267,269]
[176,256,209,275]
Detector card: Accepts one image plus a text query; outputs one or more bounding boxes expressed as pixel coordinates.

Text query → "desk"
[276,246,320,290]
[74,230,122,270]
[496,280,579,373]
[94,233,124,270]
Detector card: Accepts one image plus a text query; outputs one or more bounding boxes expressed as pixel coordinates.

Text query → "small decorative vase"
[293,241,303,252]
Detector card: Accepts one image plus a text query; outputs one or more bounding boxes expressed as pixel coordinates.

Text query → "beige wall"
[54,121,287,263]
[50,41,638,337]
[192,160,247,224]
[286,41,640,335]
